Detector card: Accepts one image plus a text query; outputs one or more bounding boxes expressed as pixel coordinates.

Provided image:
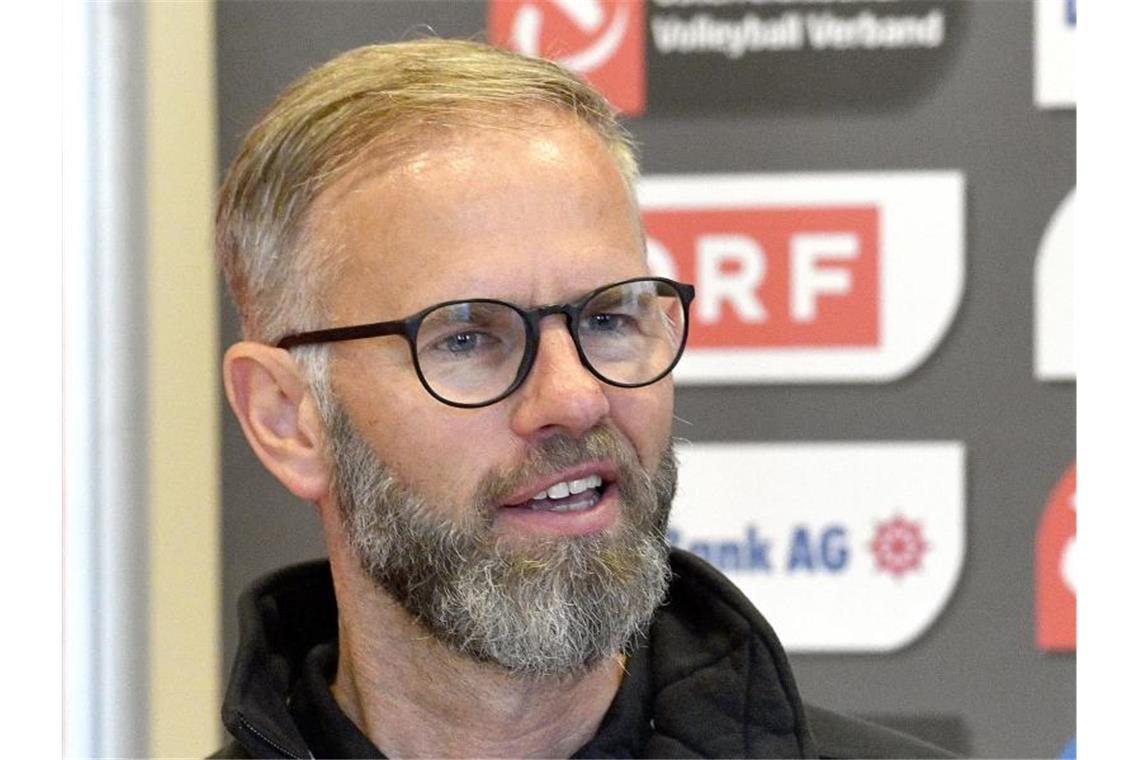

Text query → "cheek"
[331,351,440,478]
[346,389,518,509]
[608,381,674,468]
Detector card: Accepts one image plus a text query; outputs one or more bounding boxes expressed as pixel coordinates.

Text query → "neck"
[326,545,626,758]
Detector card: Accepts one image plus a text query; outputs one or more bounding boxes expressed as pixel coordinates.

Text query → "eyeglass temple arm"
[276,319,408,350]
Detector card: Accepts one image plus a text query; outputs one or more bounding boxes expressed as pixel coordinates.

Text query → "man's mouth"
[501,470,614,514]
[494,461,623,536]
[511,474,605,513]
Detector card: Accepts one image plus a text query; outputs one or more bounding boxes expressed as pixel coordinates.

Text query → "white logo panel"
[640,172,965,383]
[1035,0,1076,109]
[1035,188,1075,381]
[668,441,966,652]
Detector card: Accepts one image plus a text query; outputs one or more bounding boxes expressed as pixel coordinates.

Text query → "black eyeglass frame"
[276,276,696,409]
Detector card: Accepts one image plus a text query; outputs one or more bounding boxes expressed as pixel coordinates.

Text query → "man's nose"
[509,318,610,441]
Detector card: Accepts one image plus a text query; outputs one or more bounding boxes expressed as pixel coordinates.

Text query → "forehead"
[308,115,646,319]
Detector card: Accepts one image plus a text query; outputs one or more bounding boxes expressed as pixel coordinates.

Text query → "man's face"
[313,114,675,546]
[308,114,678,675]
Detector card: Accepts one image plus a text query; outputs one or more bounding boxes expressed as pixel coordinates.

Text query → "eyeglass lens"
[413,279,687,406]
[415,302,528,404]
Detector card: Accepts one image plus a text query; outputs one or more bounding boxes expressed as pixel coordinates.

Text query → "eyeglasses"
[277,277,695,409]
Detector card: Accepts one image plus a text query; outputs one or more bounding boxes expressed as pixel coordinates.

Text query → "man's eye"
[586,313,633,333]
[437,331,487,354]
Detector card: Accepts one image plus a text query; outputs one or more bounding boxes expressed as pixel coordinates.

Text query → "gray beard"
[323,401,676,680]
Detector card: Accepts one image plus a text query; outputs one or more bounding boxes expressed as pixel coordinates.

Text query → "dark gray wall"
[216,2,1074,756]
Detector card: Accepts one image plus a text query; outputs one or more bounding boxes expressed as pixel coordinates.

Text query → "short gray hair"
[215,38,639,348]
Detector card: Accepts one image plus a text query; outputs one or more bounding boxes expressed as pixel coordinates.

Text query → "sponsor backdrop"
[216,1,1074,756]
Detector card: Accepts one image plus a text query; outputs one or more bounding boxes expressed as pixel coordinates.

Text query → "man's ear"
[222,341,332,502]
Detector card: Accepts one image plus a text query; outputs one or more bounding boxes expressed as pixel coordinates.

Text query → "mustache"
[472,426,646,516]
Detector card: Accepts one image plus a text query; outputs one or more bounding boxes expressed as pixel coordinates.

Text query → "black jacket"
[214,550,953,758]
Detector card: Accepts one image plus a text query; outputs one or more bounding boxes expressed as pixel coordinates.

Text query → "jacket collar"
[220,550,818,758]
[222,561,335,758]
[643,550,817,757]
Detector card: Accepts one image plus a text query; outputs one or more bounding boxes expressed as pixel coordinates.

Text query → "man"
[215,38,951,758]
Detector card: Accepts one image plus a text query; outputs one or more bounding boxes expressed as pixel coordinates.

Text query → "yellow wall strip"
[146,2,220,755]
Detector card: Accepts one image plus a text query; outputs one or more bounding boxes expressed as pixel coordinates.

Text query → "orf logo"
[488,0,646,115]
[1036,461,1076,651]
[646,206,881,350]
[640,172,965,384]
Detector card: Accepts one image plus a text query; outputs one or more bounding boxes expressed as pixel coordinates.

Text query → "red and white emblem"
[870,515,929,578]
[488,0,646,115]
[1036,461,1076,651]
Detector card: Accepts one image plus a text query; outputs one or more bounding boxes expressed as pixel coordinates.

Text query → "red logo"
[870,515,929,578]
[488,0,646,115]
[643,206,881,348]
[1036,462,1075,651]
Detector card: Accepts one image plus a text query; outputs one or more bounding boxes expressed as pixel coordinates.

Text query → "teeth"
[527,474,603,503]
[570,474,601,494]
[545,493,599,512]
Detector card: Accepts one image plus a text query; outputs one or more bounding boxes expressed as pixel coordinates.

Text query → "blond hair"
[215,38,639,345]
